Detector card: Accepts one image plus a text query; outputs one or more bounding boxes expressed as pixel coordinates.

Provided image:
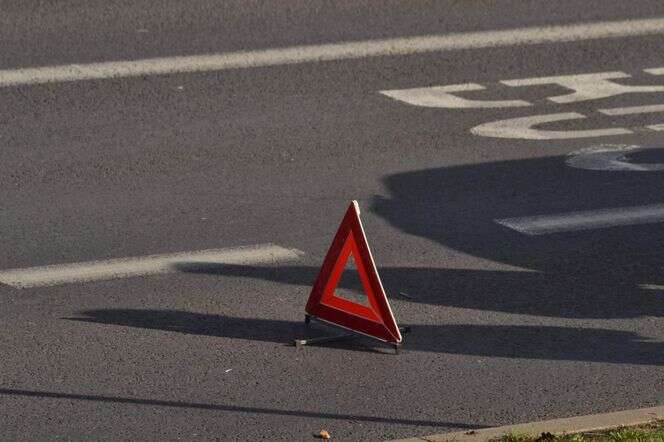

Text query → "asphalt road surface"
[3,1,664,440]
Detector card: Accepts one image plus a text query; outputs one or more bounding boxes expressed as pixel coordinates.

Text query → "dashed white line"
[0,244,303,288]
[496,204,664,235]
[3,17,664,87]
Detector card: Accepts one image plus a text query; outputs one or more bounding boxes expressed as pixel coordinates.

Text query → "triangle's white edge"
[352,200,403,343]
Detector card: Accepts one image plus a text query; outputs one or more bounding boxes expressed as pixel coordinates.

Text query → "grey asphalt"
[2,1,664,440]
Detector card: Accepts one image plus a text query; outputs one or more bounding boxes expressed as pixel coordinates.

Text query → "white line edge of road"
[388,404,664,442]
[496,203,664,236]
[3,17,664,87]
[0,244,304,289]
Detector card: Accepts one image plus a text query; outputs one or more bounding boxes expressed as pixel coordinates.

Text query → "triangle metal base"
[293,314,410,354]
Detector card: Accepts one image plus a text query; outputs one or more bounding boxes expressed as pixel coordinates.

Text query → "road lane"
[3,3,664,441]
[4,17,664,87]
[3,0,664,68]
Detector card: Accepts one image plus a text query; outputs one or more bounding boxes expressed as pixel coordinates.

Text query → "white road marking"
[383,69,664,110]
[496,204,664,235]
[502,72,664,104]
[470,112,631,140]
[380,83,530,108]
[3,17,664,87]
[598,103,664,115]
[566,144,664,171]
[639,283,664,291]
[645,67,664,75]
[471,104,664,140]
[0,244,303,288]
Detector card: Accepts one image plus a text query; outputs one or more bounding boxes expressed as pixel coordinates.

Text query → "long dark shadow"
[373,153,664,276]
[173,154,664,321]
[174,262,664,319]
[0,388,481,429]
[69,309,664,365]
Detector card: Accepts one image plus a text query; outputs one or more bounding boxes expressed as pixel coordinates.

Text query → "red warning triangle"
[305,201,402,344]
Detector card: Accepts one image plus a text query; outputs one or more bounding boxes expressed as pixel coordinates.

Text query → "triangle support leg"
[294,316,412,354]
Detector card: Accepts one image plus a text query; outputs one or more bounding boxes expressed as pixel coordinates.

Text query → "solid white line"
[0,244,304,288]
[3,17,664,87]
[496,204,664,236]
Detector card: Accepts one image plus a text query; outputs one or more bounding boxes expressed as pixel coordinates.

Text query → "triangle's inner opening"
[333,253,371,307]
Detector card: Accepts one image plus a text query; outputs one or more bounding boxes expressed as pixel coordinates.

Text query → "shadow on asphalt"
[171,151,664,321]
[69,309,664,365]
[0,387,475,428]
[174,263,664,319]
[372,151,664,281]
[71,153,664,365]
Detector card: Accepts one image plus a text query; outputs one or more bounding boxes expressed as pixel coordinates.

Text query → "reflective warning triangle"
[305,201,402,343]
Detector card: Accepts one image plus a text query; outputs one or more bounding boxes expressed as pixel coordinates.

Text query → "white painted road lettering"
[496,204,664,235]
[566,144,664,171]
[470,112,632,140]
[648,123,664,131]
[598,103,664,116]
[645,67,664,76]
[0,244,304,288]
[502,72,664,104]
[380,83,531,108]
[472,103,664,140]
[382,67,664,140]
